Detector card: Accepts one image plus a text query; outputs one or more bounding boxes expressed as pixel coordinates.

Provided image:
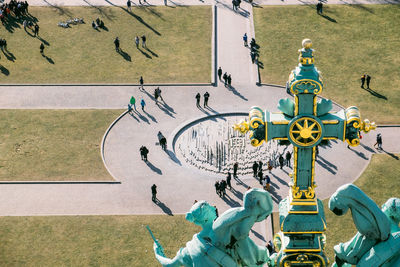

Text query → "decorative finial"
[302,38,312,49]
[299,39,314,65]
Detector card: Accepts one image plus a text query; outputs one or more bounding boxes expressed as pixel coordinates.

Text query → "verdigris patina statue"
[151,188,273,266]
[329,184,400,267]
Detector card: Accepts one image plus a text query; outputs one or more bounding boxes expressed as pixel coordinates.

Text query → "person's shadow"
[363,87,387,100]
[146,160,162,175]
[118,49,131,61]
[43,55,55,64]
[0,65,10,76]
[154,199,173,215]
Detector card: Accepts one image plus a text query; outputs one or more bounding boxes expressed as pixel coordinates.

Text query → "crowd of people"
[0,0,29,23]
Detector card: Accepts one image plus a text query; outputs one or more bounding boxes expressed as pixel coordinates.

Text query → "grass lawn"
[0,109,122,181]
[0,154,397,264]
[254,5,400,124]
[0,215,199,266]
[0,6,211,84]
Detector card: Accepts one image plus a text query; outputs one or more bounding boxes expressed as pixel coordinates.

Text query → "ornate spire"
[288,39,323,95]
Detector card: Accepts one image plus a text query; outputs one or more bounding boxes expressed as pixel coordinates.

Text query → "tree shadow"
[0,65,10,76]
[138,47,152,59]
[227,85,248,101]
[381,149,399,160]
[118,49,131,61]
[105,1,161,36]
[154,199,173,215]
[83,0,116,21]
[165,149,181,165]
[43,0,74,16]
[257,60,264,69]
[362,87,387,100]
[142,6,166,20]
[342,2,375,14]
[146,160,162,175]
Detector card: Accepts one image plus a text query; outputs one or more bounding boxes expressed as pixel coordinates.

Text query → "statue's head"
[382,198,400,224]
[186,201,217,226]
[243,188,273,222]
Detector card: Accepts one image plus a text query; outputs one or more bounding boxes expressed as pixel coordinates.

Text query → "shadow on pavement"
[154,199,173,215]
[146,160,163,175]
[165,149,181,165]
[251,229,266,242]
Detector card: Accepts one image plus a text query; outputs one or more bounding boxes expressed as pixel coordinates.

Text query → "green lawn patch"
[0,215,199,266]
[0,6,211,84]
[254,5,400,124]
[0,109,122,181]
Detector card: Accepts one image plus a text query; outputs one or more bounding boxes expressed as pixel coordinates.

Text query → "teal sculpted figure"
[329,184,400,267]
[152,188,273,266]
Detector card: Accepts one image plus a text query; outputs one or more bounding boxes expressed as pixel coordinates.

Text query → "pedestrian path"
[0,0,399,251]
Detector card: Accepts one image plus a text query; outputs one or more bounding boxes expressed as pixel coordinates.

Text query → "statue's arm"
[153,242,185,267]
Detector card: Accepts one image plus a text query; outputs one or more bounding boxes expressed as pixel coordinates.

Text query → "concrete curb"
[100,109,131,182]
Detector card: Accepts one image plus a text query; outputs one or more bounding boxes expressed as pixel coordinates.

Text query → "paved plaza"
[0,0,399,249]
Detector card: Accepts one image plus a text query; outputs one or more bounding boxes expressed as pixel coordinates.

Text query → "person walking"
[243,33,248,47]
[164,0,167,5]
[215,181,221,197]
[204,92,210,107]
[141,35,146,48]
[139,76,144,90]
[34,24,39,36]
[127,0,132,12]
[220,180,227,197]
[130,96,136,110]
[142,146,149,161]
[226,172,232,190]
[366,74,371,89]
[361,74,366,89]
[279,154,284,169]
[140,98,146,111]
[140,145,145,160]
[258,160,263,173]
[252,161,259,178]
[218,67,222,81]
[227,74,232,87]
[316,1,323,14]
[374,133,382,150]
[151,184,157,202]
[135,36,140,49]
[264,175,271,191]
[285,150,292,167]
[114,37,120,52]
[233,162,238,178]
[257,170,263,184]
[223,72,228,87]
[39,42,44,55]
[156,87,163,102]
[195,93,201,107]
